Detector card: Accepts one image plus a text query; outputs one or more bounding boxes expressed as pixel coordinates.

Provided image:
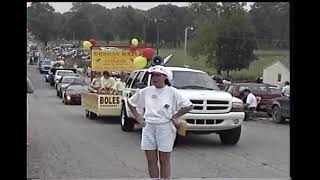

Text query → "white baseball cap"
[149,65,173,82]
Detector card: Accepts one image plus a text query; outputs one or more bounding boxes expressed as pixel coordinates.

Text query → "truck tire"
[174,134,182,147]
[120,104,135,132]
[219,126,241,145]
[272,106,285,124]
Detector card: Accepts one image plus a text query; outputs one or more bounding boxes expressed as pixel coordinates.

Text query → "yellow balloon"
[131,38,139,46]
[133,56,147,69]
[83,41,93,48]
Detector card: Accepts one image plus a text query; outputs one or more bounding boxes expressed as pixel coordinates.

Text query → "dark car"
[62,83,89,105]
[266,96,290,124]
[224,83,282,112]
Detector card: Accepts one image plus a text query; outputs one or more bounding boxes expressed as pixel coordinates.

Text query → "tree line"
[27,2,289,76]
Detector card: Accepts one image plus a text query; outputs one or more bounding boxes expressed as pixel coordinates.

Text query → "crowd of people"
[46,43,90,60]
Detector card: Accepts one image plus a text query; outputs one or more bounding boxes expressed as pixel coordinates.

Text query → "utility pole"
[143,16,147,48]
[156,19,159,55]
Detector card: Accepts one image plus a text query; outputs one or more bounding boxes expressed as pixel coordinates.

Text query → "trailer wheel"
[89,111,97,120]
[85,109,89,118]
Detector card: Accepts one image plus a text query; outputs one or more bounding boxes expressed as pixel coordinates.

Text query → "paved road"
[27,65,290,180]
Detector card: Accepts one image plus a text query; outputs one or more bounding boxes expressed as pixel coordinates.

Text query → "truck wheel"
[174,134,182,147]
[120,104,135,132]
[89,111,97,119]
[272,106,285,124]
[219,126,241,145]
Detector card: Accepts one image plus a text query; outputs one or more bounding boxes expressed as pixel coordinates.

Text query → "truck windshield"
[171,71,220,90]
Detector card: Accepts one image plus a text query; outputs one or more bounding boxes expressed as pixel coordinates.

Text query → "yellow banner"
[98,95,121,108]
[91,49,140,72]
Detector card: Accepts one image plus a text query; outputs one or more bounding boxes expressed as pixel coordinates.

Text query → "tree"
[189,2,257,76]
[63,11,96,40]
[27,2,57,46]
[249,2,289,49]
[216,13,257,76]
[70,2,92,12]
[146,4,194,48]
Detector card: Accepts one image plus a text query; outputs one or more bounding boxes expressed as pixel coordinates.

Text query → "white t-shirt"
[246,93,258,108]
[128,85,193,124]
[282,85,290,97]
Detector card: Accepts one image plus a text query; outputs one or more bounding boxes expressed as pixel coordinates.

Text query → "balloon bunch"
[130,38,156,70]
[82,39,97,48]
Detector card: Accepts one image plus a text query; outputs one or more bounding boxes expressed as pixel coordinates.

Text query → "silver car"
[56,76,82,98]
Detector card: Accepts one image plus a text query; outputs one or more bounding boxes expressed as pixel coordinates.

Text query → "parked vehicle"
[266,96,290,123]
[121,67,245,145]
[224,83,282,112]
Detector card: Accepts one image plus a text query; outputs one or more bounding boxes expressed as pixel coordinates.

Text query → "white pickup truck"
[121,67,245,145]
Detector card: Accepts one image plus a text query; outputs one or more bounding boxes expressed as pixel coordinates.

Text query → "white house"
[263,59,290,86]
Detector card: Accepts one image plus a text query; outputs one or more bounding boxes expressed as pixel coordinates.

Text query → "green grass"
[159,48,289,80]
[44,40,289,81]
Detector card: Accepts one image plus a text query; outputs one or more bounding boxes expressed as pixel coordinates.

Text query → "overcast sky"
[27,2,252,13]
[27,2,189,13]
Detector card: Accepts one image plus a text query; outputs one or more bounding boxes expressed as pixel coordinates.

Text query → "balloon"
[89,39,97,46]
[142,48,155,60]
[83,41,93,48]
[131,38,139,46]
[133,56,147,69]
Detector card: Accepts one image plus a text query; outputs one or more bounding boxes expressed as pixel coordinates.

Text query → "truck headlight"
[231,102,244,112]
[67,96,71,100]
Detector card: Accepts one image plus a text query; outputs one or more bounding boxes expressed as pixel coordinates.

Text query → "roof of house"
[263,59,290,70]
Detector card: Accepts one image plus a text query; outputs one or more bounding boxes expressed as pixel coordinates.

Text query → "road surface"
[27,65,290,180]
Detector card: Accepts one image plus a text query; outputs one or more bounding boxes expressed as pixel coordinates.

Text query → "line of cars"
[42,66,89,105]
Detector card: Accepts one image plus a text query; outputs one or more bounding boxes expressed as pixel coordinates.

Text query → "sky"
[27,2,189,13]
[27,2,252,13]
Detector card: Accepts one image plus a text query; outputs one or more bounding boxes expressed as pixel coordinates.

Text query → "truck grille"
[186,119,224,125]
[190,99,230,113]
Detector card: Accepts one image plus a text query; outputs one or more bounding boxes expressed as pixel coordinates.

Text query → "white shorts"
[141,121,177,152]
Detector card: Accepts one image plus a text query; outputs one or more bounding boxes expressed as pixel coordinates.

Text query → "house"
[263,59,290,86]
